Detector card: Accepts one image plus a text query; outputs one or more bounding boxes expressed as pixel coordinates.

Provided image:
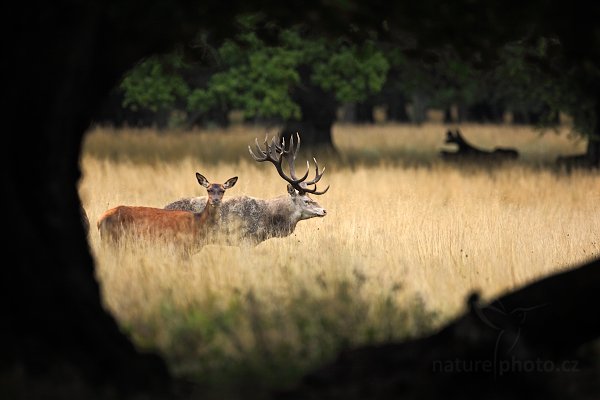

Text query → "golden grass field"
[80,122,599,396]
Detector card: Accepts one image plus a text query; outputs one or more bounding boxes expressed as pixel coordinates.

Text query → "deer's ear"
[196,173,210,188]
[287,184,296,197]
[224,176,238,189]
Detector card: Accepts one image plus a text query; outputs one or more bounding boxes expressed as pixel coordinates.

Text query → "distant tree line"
[93,15,560,133]
[91,11,599,166]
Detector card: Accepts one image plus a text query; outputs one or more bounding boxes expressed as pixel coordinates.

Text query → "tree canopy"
[116,13,581,141]
[120,16,390,145]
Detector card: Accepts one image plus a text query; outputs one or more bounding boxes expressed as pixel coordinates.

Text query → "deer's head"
[196,173,238,208]
[249,133,329,220]
[286,183,327,219]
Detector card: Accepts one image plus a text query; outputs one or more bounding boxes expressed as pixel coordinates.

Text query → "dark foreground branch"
[277,257,600,400]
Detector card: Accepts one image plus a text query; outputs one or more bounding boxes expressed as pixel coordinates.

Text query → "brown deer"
[164,133,328,246]
[440,129,519,162]
[97,173,237,253]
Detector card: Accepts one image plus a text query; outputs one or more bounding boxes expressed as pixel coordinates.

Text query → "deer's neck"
[196,203,222,226]
[263,197,300,235]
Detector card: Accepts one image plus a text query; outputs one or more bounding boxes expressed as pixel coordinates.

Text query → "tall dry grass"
[80,122,598,397]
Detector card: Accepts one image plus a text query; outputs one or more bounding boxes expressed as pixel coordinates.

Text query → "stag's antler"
[248,133,329,195]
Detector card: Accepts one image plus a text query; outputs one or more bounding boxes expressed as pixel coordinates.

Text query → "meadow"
[81,122,599,399]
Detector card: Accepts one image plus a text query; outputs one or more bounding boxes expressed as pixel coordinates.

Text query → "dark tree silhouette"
[2,2,224,397]
[276,258,600,400]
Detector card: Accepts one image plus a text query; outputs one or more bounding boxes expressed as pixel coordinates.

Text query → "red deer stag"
[440,129,519,163]
[97,173,237,253]
[164,133,328,246]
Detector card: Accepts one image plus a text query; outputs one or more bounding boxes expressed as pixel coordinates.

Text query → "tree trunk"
[337,103,357,123]
[511,110,530,124]
[443,107,453,123]
[355,101,375,123]
[386,94,410,122]
[559,100,600,170]
[466,100,504,123]
[3,2,206,397]
[187,105,230,128]
[409,92,428,124]
[281,66,337,153]
[587,123,600,168]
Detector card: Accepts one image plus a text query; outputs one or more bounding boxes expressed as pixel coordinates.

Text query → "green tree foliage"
[311,41,389,103]
[188,29,303,120]
[188,21,389,122]
[489,40,562,125]
[120,53,190,112]
[512,37,600,137]
[119,17,389,138]
[416,51,481,119]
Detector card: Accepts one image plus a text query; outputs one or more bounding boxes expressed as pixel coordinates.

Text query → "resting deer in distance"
[164,133,329,246]
[97,173,238,253]
[440,129,519,162]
